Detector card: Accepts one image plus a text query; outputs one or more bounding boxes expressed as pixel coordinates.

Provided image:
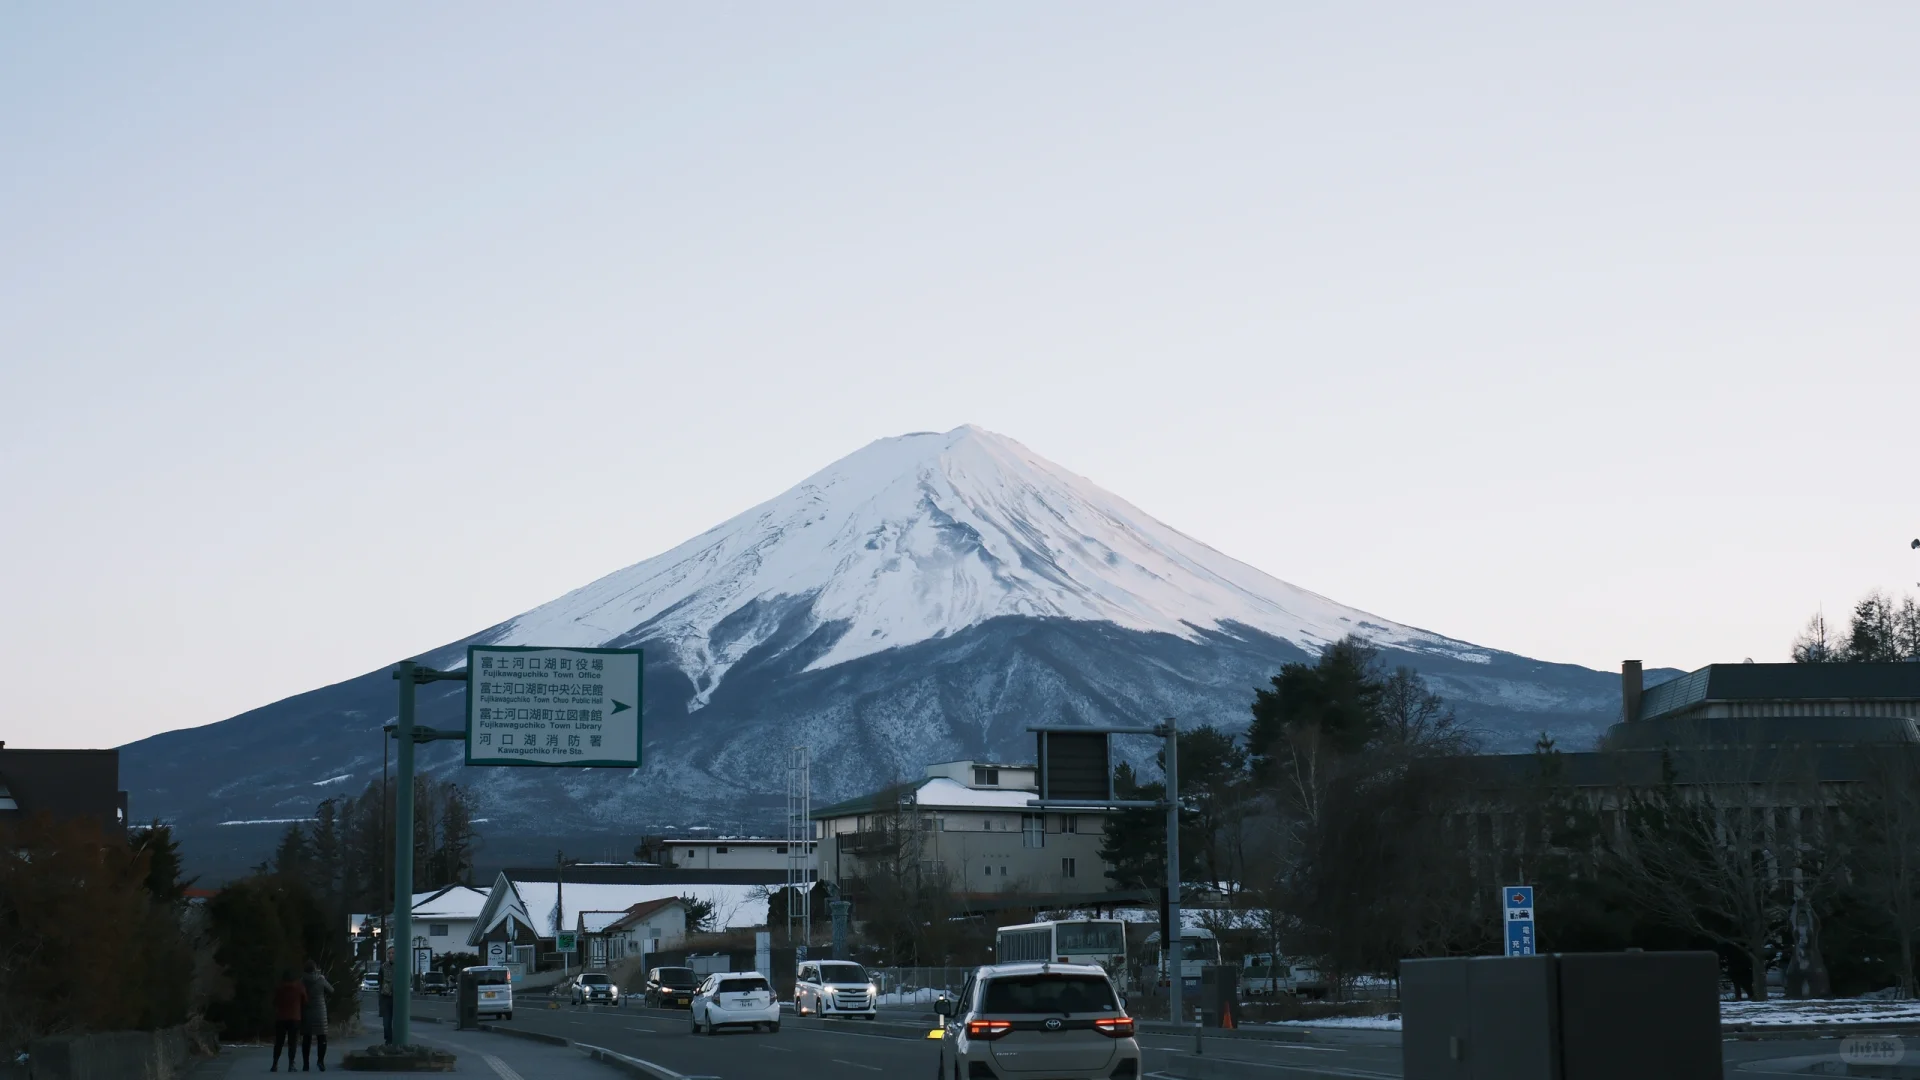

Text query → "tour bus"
[995,919,1128,976]
[1140,926,1220,988]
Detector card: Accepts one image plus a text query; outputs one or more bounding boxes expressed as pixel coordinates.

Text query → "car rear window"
[982,974,1118,1014]
[470,969,510,985]
[658,969,697,987]
[718,977,771,994]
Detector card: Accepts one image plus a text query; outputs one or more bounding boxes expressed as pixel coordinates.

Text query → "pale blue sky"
[4,3,1917,748]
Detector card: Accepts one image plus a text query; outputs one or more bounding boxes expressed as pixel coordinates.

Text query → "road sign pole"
[1165,719,1182,1027]
[392,661,417,1048]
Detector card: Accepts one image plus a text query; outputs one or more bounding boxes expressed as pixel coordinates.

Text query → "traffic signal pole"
[1026,719,1184,1025]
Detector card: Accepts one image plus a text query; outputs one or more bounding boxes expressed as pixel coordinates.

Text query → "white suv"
[691,972,781,1035]
[935,963,1140,1080]
[793,960,877,1019]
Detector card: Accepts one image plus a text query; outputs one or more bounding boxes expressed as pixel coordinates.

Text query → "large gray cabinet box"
[1402,952,1721,1080]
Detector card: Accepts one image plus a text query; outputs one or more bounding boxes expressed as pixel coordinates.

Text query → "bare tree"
[1844,748,1920,996]
[1793,612,1841,664]
[1609,754,1833,1000]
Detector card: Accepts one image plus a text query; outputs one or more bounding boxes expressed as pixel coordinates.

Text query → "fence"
[866,966,973,1008]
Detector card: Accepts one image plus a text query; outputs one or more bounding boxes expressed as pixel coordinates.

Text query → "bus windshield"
[1056,923,1124,954]
[1179,937,1219,962]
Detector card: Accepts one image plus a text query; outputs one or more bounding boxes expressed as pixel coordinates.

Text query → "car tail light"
[1094,1017,1135,1038]
[966,1019,1013,1040]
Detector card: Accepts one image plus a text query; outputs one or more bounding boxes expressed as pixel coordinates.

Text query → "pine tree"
[1846,590,1901,662]
[1898,597,1920,661]
[129,821,193,905]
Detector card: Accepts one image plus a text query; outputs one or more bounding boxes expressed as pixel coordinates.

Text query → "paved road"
[406,994,1888,1079]
[408,997,1407,1079]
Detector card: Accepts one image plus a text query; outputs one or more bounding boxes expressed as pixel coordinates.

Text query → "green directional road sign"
[465,646,642,767]
[556,931,577,953]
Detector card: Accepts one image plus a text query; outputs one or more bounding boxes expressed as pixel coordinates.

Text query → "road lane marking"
[1153,1054,1399,1079]
[480,1052,526,1080]
[831,1060,882,1072]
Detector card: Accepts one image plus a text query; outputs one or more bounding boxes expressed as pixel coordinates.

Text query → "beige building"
[813,760,1115,898]
[652,837,812,872]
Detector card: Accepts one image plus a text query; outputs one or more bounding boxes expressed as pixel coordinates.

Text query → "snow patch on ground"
[1720,1000,1920,1026]
[1264,1016,1404,1031]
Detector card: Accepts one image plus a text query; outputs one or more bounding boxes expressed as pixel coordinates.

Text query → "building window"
[776,845,789,854]
[681,849,694,860]
[1022,814,1045,849]
[1062,858,1076,879]
[1063,815,1078,834]
[974,767,1000,786]
[429,923,449,938]
[715,846,729,854]
[984,865,993,878]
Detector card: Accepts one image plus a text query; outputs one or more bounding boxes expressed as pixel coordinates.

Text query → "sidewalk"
[188,1005,625,1078]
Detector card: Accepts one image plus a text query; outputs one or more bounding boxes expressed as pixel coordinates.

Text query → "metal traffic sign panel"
[466,646,642,767]
[1503,885,1537,957]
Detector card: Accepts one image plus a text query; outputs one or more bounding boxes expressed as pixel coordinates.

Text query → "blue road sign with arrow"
[1504,885,1536,957]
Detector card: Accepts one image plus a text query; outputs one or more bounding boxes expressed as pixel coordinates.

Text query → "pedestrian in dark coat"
[301,960,333,1071]
[270,969,307,1072]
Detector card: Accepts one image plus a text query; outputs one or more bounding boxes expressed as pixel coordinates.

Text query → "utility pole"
[1164,718,1183,1028]
[392,662,418,1049]
[381,721,391,954]
[556,849,567,978]
[386,660,468,1049]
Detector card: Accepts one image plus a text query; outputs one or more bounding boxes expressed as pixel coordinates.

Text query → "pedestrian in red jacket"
[271,969,308,1072]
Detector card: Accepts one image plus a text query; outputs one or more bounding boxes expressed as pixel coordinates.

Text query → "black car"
[643,966,700,1008]
[417,971,451,996]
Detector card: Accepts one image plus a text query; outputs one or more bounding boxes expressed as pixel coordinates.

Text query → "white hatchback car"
[690,971,781,1035]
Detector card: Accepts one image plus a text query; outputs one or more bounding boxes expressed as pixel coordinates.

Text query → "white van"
[467,965,515,1020]
[793,960,876,1019]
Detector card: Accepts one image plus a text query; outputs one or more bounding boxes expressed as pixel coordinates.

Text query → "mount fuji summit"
[125,425,1631,877]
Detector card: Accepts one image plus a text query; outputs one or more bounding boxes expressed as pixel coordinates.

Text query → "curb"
[476,1024,571,1048]
[578,1043,692,1080]
[471,1023,685,1079]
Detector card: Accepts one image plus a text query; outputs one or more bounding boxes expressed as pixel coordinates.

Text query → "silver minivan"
[935,963,1140,1080]
[793,960,877,1019]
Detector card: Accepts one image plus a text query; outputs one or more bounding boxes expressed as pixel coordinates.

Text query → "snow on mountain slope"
[498,425,1488,705]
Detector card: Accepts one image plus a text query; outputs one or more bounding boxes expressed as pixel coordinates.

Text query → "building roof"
[814,776,1080,819]
[602,897,684,933]
[412,885,490,920]
[1640,663,1920,723]
[467,871,768,946]
[660,838,798,847]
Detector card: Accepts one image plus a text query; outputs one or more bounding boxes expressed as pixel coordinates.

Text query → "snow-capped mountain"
[124,425,1636,880]
[502,425,1489,704]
